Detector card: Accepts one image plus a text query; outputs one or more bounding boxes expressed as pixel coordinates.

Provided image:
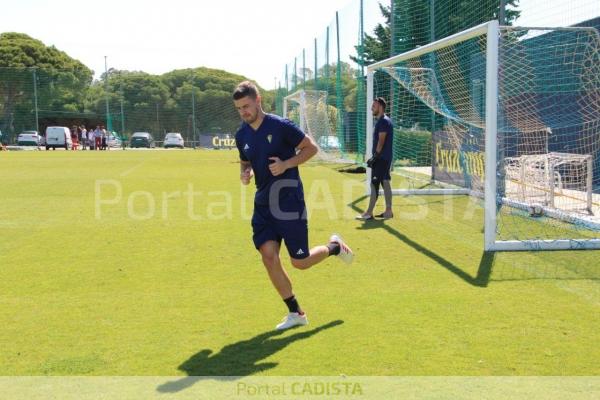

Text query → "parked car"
[45,126,72,150]
[107,133,122,148]
[317,135,340,150]
[130,132,155,148]
[163,132,184,149]
[17,131,41,146]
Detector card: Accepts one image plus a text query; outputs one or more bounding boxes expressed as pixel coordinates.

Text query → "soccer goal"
[283,90,345,161]
[366,20,600,251]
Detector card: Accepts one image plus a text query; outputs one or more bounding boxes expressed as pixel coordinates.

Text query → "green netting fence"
[275,0,599,164]
[1,0,598,153]
[0,67,275,147]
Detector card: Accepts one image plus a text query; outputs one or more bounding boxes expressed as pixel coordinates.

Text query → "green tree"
[85,70,172,135]
[0,33,92,138]
[351,3,391,65]
[353,1,521,132]
[433,0,520,40]
[315,62,358,111]
[85,67,273,141]
[355,1,521,63]
[1,32,273,143]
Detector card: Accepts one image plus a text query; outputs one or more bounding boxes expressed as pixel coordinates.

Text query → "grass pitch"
[0,149,599,376]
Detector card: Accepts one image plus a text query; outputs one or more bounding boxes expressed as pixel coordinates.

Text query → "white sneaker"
[276,312,308,330]
[329,234,354,264]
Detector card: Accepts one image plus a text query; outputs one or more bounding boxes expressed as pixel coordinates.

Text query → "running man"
[233,81,353,330]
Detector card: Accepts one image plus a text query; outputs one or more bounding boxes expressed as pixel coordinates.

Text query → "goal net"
[504,152,593,215]
[283,90,347,162]
[366,21,600,251]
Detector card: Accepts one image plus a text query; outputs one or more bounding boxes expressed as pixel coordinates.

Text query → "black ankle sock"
[327,242,340,256]
[283,295,302,314]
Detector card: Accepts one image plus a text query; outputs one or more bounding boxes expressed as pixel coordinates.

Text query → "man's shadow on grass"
[156,320,343,393]
[350,195,494,287]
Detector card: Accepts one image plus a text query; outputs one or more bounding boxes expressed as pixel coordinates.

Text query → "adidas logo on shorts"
[296,249,305,255]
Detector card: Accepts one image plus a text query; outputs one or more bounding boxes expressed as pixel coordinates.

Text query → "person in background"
[94,126,102,150]
[71,126,79,151]
[356,97,394,221]
[80,126,88,150]
[101,125,107,150]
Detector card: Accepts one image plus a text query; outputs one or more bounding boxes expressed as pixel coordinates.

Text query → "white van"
[45,126,72,150]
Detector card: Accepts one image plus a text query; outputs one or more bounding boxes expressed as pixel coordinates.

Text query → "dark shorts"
[252,196,309,259]
[371,158,392,183]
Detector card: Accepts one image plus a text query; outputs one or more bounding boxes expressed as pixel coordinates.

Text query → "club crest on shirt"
[267,134,272,144]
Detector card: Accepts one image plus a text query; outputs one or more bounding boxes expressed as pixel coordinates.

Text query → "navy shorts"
[371,158,392,183]
[252,196,309,260]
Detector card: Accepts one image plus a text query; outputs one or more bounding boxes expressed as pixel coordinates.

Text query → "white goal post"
[283,90,343,161]
[365,20,600,252]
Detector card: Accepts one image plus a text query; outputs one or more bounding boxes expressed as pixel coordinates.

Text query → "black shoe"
[375,213,393,219]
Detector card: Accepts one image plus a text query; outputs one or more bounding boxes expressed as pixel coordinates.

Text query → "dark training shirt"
[236,114,306,205]
[372,115,394,161]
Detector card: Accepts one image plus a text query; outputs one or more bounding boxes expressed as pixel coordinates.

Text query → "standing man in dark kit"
[356,97,394,221]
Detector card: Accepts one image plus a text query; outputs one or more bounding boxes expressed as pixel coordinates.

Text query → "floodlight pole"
[325,26,330,93]
[335,11,344,150]
[302,48,306,90]
[104,56,110,130]
[294,58,297,89]
[156,103,160,134]
[314,38,318,90]
[191,73,197,144]
[301,91,307,132]
[32,67,39,134]
[120,80,125,136]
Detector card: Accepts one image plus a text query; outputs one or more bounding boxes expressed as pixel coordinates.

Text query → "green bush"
[393,129,432,167]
